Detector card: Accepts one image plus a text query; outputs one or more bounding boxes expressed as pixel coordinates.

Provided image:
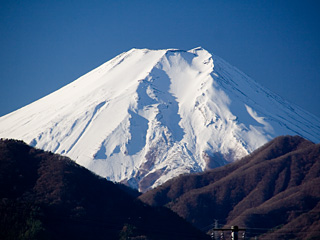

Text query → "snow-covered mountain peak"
[1,47,319,191]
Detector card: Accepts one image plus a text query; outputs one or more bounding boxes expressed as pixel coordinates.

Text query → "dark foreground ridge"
[0,139,209,240]
[140,135,320,239]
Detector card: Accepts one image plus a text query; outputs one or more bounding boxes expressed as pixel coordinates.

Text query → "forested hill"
[139,135,320,239]
[0,139,209,240]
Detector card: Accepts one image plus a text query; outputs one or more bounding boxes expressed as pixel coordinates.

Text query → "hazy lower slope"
[0,47,319,191]
[0,139,209,240]
[139,136,320,239]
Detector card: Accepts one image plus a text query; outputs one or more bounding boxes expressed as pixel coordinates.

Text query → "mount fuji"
[1,47,319,191]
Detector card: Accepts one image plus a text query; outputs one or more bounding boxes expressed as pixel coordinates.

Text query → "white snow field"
[1,47,319,191]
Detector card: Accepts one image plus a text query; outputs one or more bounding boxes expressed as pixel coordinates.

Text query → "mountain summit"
[1,47,319,191]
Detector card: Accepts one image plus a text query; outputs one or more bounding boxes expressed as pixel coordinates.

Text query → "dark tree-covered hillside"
[0,139,209,240]
[140,136,320,239]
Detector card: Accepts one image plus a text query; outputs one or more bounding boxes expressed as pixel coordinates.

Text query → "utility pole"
[211,225,246,240]
[210,220,219,240]
[231,226,238,240]
[214,219,219,240]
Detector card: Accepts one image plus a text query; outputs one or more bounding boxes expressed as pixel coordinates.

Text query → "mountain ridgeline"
[139,135,320,239]
[1,136,319,239]
[1,47,320,191]
[0,139,209,240]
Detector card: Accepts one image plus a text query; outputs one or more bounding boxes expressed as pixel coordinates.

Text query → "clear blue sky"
[1,0,319,118]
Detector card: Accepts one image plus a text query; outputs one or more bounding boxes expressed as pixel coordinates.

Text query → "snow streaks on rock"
[1,47,319,191]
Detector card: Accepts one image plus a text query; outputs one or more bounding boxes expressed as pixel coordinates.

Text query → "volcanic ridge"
[0,47,319,191]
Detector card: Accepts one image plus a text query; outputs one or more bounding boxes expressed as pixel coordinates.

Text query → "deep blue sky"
[1,0,319,118]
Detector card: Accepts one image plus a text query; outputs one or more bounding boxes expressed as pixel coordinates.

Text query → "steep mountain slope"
[0,139,209,240]
[0,47,319,191]
[139,135,320,239]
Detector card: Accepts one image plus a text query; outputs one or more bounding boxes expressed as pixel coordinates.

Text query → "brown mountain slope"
[0,139,209,240]
[139,135,320,239]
